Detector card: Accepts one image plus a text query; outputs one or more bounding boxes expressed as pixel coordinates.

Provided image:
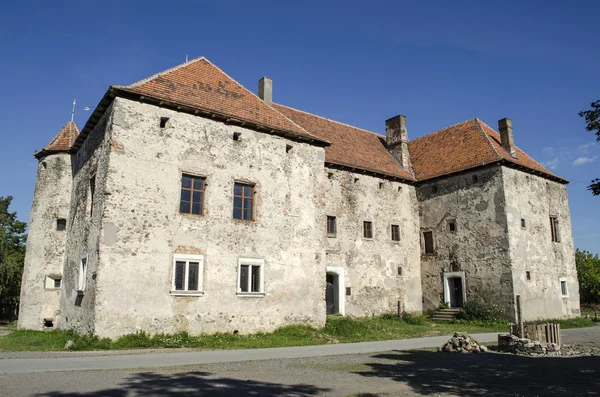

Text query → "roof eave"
[325,162,416,184]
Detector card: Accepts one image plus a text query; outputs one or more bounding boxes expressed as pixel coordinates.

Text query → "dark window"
[89,175,96,218]
[233,183,254,221]
[379,182,384,189]
[560,280,568,296]
[56,218,66,231]
[526,271,531,281]
[239,264,261,293]
[233,132,241,141]
[346,287,351,296]
[391,224,400,241]
[550,216,560,242]
[172,255,203,293]
[448,222,456,233]
[54,278,61,288]
[286,144,293,153]
[521,218,526,228]
[363,221,373,239]
[174,261,185,290]
[423,231,434,254]
[398,266,403,276]
[327,216,337,237]
[180,174,205,215]
[160,117,169,128]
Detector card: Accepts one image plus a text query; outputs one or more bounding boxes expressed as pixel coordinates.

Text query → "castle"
[18,57,580,338]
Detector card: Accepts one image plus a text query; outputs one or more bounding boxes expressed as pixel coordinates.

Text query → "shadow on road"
[36,371,329,397]
[356,350,600,396]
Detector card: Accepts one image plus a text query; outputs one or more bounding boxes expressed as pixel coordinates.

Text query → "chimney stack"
[385,115,411,169]
[498,118,515,156]
[258,77,272,106]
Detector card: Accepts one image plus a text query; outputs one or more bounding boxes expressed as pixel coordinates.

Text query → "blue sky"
[0,1,598,253]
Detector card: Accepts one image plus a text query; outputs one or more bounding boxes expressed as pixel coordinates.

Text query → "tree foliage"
[575,249,600,305]
[578,100,600,195]
[0,196,27,313]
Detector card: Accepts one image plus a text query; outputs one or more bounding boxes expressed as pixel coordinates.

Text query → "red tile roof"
[274,104,415,181]
[408,118,566,182]
[113,57,325,144]
[35,121,79,159]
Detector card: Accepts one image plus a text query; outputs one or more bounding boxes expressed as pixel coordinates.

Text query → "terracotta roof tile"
[274,104,415,181]
[35,121,79,159]
[114,57,324,143]
[408,118,566,182]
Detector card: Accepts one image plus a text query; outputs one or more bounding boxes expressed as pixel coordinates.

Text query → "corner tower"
[18,121,78,330]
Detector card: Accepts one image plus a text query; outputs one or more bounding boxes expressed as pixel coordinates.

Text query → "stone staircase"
[430,308,461,321]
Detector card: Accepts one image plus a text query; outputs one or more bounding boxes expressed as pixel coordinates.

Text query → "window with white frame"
[78,256,87,292]
[237,258,264,295]
[171,254,204,295]
[559,278,568,297]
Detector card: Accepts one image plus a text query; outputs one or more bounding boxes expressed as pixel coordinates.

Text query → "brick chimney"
[258,77,272,106]
[498,118,515,156]
[386,115,411,169]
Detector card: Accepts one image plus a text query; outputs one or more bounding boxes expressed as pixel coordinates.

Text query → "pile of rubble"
[438,332,488,353]
[498,334,599,357]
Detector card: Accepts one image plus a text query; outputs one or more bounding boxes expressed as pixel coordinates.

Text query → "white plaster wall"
[322,169,422,316]
[502,167,580,320]
[18,153,72,330]
[94,98,327,338]
[417,166,514,317]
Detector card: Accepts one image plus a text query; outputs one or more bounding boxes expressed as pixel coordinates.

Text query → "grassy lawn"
[0,314,595,352]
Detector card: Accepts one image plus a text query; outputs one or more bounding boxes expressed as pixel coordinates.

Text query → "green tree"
[579,100,600,195]
[575,249,600,305]
[0,196,27,317]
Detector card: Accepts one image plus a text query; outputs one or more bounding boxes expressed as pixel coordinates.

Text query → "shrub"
[456,300,505,322]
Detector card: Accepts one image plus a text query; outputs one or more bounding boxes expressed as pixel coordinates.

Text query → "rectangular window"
[180,174,205,215]
[78,256,87,292]
[526,271,531,281]
[56,218,66,231]
[448,221,456,233]
[171,254,204,295]
[391,224,400,241]
[233,183,254,221]
[559,278,568,297]
[550,216,560,242]
[237,258,264,295]
[423,231,434,254]
[327,216,337,237]
[89,175,96,218]
[363,221,373,239]
[45,276,62,289]
[521,218,526,229]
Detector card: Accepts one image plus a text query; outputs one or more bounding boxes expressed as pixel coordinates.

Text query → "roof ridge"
[409,118,479,143]
[274,103,386,139]
[475,118,502,161]
[116,56,208,89]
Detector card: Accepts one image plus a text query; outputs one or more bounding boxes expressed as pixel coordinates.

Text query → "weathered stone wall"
[502,167,580,320]
[58,103,115,334]
[18,153,72,330]
[323,169,422,316]
[94,98,327,338]
[417,166,514,317]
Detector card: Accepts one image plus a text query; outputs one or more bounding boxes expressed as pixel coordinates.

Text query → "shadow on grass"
[36,371,329,396]
[356,350,600,396]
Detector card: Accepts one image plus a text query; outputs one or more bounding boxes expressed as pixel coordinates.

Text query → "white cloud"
[578,142,597,153]
[573,156,598,166]
[543,147,556,155]
[542,158,559,170]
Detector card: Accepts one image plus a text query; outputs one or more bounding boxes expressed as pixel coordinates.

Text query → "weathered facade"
[19,57,580,337]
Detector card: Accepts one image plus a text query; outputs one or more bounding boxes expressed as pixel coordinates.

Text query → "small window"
[171,254,204,295]
[550,216,560,242]
[559,278,568,297]
[78,256,87,292]
[160,117,169,128]
[56,218,67,231]
[526,271,531,281]
[54,278,61,288]
[363,221,373,239]
[238,258,264,295]
[45,276,62,289]
[286,144,293,153]
[379,182,384,189]
[448,221,456,233]
[233,132,241,141]
[391,224,400,241]
[423,231,434,254]
[346,287,352,296]
[327,216,337,237]
[180,174,205,215]
[233,183,254,221]
[89,175,96,218]
[397,266,403,276]
[521,218,526,229]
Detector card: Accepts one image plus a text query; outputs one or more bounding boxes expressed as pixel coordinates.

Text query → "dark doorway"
[326,274,336,315]
[448,277,464,308]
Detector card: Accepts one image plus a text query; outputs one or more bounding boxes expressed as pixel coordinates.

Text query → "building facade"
[19,58,580,337]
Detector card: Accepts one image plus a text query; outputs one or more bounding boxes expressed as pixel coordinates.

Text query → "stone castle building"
[19,57,580,338]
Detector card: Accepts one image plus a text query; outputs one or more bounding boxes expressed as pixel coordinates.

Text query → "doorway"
[326,274,337,315]
[325,266,345,316]
[443,271,466,308]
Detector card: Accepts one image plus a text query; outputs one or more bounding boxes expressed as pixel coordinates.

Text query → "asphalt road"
[0,326,598,397]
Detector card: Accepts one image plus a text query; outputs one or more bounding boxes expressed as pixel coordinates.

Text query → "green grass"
[0,313,588,352]
[548,317,597,329]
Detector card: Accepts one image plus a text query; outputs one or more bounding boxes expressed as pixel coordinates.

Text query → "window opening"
[238,258,264,295]
[560,278,568,297]
[233,183,254,221]
[550,216,560,242]
[89,175,96,218]
[391,224,400,241]
[56,218,66,231]
[521,218,526,228]
[160,117,169,128]
[180,174,205,215]
[526,271,531,281]
[363,221,373,239]
[327,216,337,237]
[448,221,456,233]
[423,231,434,254]
[172,254,203,294]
